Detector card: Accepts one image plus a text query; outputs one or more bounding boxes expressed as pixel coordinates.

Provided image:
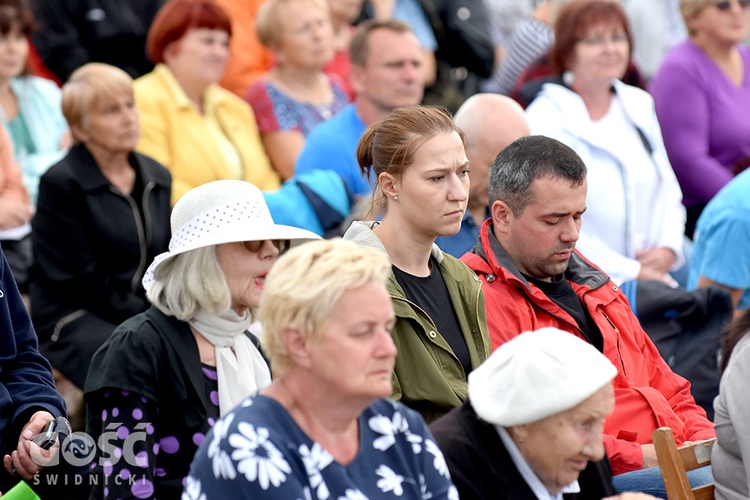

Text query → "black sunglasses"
[714,0,750,10]
[243,239,290,253]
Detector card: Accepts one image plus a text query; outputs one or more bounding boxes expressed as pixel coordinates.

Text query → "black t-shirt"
[393,257,472,378]
[524,273,604,352]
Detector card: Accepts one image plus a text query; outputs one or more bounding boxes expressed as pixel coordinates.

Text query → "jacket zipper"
[51,309,87,341]
[601,311,628,376]
[110,183,150,294]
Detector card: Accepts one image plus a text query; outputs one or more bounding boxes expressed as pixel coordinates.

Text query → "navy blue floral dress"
[184,396,458,499]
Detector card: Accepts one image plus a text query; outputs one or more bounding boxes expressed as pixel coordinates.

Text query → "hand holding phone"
[31,416,72,450]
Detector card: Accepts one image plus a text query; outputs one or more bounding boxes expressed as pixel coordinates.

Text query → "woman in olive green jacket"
[343,105,491,423]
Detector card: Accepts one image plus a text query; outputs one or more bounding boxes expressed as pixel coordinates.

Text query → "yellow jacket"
[134,64,280,205]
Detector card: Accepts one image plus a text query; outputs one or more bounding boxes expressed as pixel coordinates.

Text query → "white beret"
[468,327,617,427]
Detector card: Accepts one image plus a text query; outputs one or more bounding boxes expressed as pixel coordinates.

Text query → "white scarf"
[189,309,272,415]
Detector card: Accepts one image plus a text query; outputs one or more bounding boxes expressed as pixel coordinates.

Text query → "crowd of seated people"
[4,0,750,498]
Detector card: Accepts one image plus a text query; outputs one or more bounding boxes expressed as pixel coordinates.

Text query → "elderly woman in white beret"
[185,239,459,499]
[430,327,659,500]
[84,180,320,500]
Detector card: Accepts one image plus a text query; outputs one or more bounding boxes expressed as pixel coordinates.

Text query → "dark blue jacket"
[0,247,65,486]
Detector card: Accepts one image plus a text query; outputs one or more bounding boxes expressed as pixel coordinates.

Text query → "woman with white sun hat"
[84,179,320,499]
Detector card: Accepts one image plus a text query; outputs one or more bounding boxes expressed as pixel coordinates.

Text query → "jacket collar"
[154,63,233,112]
[67,144,170,193]
[144,307,212,414]
[343,220,445,264]
[466,219,609,290]
[538,79,652,142]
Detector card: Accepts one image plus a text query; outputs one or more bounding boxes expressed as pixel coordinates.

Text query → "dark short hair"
[0,0,35,76]
[550,0,633,75]
[0,0,33,35]
[488,135,587,216]
[146,0,232,65]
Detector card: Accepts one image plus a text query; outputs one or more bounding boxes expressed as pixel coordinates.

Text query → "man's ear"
[350,64,366,96]
[491,200,513,235]
[281,327,313,370]
[379,172,398,200]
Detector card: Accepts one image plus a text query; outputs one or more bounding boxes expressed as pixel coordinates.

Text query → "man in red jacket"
[460,135,715,495]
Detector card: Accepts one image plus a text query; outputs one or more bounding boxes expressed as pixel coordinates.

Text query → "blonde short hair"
[680,0,711,27]
[61,63,134,131]
[255,0,329,48]
[260,239,391,376]
[146,246,232,321]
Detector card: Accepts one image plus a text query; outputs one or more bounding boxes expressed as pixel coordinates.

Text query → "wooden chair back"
[652,426,715,500]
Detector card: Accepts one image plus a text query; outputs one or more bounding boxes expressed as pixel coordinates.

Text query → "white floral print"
[424,439,450,478]
[405,431,424,454]
[229,422,292,489]
[418,474,433,499]
[299,442,334,499]
[375,464,405,496]
[447,485,459,500]
[208,414,236,480]
[369,412,409,451]
[186,397,457,498]
[181,476,206,500]
[240,397,254,408]
[297,486,313,500]
[338,489,368,500]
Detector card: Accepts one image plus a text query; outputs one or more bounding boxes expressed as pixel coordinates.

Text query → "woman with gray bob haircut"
[186,238,459,498]
[84,179,320,499]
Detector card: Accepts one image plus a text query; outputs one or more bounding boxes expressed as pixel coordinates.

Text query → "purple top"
[651,40,750,207]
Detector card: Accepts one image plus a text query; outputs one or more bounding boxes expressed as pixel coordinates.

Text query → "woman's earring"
[394,195,398,201]
[563,70,574,87]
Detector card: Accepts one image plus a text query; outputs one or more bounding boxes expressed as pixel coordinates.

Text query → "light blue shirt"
[0,77,68,207]
[688,168,750,310]
[295,104,374,196]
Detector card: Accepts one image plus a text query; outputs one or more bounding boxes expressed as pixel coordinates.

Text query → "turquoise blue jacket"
[0,77,68,207]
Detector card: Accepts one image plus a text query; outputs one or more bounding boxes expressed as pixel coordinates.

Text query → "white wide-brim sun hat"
[142,180,321,290]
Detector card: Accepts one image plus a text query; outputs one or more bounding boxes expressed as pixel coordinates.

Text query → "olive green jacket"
[343,221,491,423]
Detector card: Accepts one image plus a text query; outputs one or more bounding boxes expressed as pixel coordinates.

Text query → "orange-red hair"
[146,0,232,64]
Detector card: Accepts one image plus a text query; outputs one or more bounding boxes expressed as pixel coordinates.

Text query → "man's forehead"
[525,176,587,212]
[367,30,420,57]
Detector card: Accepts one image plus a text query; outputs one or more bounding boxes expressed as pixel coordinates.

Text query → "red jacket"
[461,220,715,475]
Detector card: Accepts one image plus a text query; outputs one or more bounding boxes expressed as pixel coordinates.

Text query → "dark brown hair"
[0,0,33,36]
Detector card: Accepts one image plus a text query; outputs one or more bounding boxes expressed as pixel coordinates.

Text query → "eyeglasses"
[713,0,750,10]
[577,32,629,47]
[243,239,291,253]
